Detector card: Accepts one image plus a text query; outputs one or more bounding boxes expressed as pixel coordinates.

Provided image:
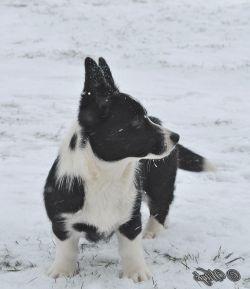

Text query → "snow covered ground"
[1,0,250,288]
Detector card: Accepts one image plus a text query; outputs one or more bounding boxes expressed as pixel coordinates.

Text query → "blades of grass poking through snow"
[225,257,245,266]
[0,248,37,272]
[195,253,200,264]
[36,237,42,250]
[181,260,190,270]
[104,261,117,268]
[163,253,192,269]
[144,248,150,256]
[224,252,234,259]
[213,246,222,261]
[153,250,200,271]
[212,247,245,266]
[4,267,22,272]
[27,277,38,284]
[164,253,183,262]
[28,261,36,268]
[152,277,159,289]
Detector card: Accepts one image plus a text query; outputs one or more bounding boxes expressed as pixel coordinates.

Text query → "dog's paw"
[47,261,78,279]
[120,264,151,282]
[143,217,165,239]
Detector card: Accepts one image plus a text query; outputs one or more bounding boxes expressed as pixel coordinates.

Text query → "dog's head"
[78,57,179,162]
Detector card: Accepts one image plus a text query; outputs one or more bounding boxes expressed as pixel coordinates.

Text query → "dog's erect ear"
[98,57,118,92]
[81,57,111,122]
[84,57,106,93]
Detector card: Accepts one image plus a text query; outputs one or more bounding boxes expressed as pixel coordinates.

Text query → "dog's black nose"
[170,133,180,144]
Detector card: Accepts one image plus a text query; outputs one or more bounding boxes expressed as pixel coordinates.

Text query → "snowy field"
[1,0,250,288]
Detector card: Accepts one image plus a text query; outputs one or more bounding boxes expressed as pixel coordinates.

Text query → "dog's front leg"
[48,234,79,278]
[117,216,151,282]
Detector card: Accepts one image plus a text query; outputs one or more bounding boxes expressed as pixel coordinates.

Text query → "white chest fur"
[57,123,139,234]
[72,171,137,233]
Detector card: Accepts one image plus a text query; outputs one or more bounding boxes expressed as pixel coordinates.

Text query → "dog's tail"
[177,144,215,172]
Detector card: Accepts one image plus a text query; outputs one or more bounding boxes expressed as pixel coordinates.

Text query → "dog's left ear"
[99,57,118,92]
[80,57,111,124]
[83,57,110,105]
[84,57,106,93]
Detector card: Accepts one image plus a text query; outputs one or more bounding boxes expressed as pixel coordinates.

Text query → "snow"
[0,0,250,288]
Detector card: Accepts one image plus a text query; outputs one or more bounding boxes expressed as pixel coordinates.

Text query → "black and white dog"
[44,57,213,282]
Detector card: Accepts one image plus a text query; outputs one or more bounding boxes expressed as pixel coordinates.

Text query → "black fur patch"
[139,116,177,225]
[73,223,107,242]
[44,157,85,240]
[119,173,142,240]
[119,214,142,240]
[69,133,77,150]
[177,144,204,172]
[141,149,177,225]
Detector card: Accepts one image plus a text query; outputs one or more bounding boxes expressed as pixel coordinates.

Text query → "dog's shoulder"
[44,122,86,222]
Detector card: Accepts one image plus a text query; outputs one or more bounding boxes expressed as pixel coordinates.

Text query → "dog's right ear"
[98,57,118,92]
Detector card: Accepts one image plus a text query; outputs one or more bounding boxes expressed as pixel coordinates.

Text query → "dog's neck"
[82,141,138,181]
[56,122,138,183]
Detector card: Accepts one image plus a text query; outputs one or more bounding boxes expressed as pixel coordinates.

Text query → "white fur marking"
[47,235,79,278]
[203,159,216,172]
[117,232,151,282]
[143,216,165,239]
[56,123,85,187]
